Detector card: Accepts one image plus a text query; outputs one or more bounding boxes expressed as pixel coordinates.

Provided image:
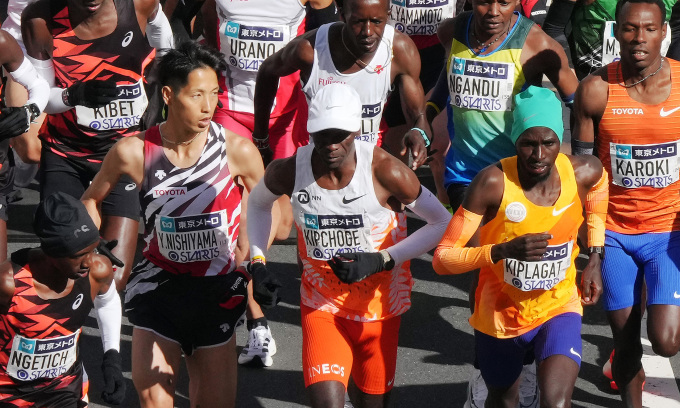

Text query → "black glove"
[101,349,126,404]
[65,80,119,108]
[96,239,124,268]
[0,107,30,141]
[328,252,386,284]
[248,261,281,309]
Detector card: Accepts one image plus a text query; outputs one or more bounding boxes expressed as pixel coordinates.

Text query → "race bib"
[357,102,383,144]
[75,80,147,130]
[389,0,454,36]
[7,330,80,381]
[301,213,373,260]
[602,21,671,65]
[449,57,515,112]
[155,210,232,263]
[504,242,571,292]
[609,141,680,188]
[221,20,291,72]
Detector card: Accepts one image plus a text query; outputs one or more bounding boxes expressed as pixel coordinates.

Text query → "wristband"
[24,103,40,122]
[426,101,441,115]
[588,246,605,260]
[410,127,431,148]
[251,255,266,264]
[62,88,71,107]
[252,136,270,150]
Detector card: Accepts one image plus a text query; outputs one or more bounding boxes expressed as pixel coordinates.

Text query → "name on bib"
[610,141,680,188]
[7,330,80,381]
[222,21,290,72]
[156,210,231,263]
[301,213,373,260]
[356,102,383,144]
[449,58,515,112]
[504,242,571,291]
[389,0,453,36]
[76,80,147,130]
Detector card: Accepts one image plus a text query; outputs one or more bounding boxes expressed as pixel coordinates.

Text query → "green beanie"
[510,86,564,145]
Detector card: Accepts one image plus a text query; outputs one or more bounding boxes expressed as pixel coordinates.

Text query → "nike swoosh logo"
[326,105,343,110]
[570,347,581,359]
[342,194,366,204]
[552,202,574,216]
[660,106,680,117]
[674,291,680,299]
[523,113,538,122]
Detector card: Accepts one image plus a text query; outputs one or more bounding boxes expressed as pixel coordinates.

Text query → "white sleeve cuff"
[247,179,281,260]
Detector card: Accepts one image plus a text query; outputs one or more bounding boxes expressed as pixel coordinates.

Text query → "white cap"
[307,83,362,134]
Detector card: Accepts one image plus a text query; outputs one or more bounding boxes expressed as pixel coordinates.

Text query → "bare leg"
[607,305,645,408]
[101,215,139,291]
[131,328,183,408]
[185,336,238,408]
[537,355,579,408]
[347,377,391,408]
[307,380,347,408]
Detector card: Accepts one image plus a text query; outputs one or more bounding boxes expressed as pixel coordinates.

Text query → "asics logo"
[569,347,581,359]
[660,106,680,117]
[342,194,366,204]
[122,31,133,47]
[72,294,84,310]
[552,203,574,216]
[125,183,137,191]
[674,291,680,299]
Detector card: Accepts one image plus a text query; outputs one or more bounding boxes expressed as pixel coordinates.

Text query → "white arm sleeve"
[94,282,122,352]
[26,55,72,114]
[247,179,282,260]
[386,186,452,265]
[146,5,174,54]
[8,56,50,112]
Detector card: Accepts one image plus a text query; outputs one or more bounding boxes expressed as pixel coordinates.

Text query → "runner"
[426,0,578,210]
[0,192,124,406]
[21,0,173,290]
[0,29,49,263]
[246,83,451,408]
[253,0,432,171]
[81,41,270,408]
[572,0,680,406]
[200,0,338,368]
[433,86,608,408]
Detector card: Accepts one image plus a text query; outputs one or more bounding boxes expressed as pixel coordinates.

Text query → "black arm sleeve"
[542,0,575,40]
[305,1,340,31]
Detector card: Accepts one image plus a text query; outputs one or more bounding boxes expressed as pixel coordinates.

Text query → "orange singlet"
[597,59,680,234]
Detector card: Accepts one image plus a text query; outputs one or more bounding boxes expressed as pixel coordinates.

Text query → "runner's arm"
[82,136,145,228]
[145,3,174,53]
[305,0,339,31]
[0,31,49,112]
[571,72,608,155]
[0,262,15,313]
[393,32,431,170]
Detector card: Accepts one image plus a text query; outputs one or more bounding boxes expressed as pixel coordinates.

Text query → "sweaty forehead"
[344,0,389,15]
[618,2,665,25]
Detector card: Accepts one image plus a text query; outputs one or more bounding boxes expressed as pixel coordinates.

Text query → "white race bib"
[357,102,383,144]
[389,0,454,36]
[75,80,147,130]
[609,141,680,188]
[504,242,571,291]
[449,57,515,112]
[7,330,80,381]
[301,213,373,260]
[601,21,671,65]
[221,21,291,72]
[155,210,231,263]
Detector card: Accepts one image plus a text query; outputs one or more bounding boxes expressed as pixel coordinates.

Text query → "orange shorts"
[212,99,309,160]
[301,304,401,394]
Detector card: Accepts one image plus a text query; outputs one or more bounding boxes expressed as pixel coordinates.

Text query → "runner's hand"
[328,252,384,283]
[580,255,602,305]
[65,80,118,108]
[0,107,29,140]
[96,239,124,268]
[401,129,428,170]
[101,349,126,404]
[248,262,281,309]
[492,233,552,262]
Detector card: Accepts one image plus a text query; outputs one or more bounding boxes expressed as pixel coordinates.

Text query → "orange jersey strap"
[586,168,608,247]
[433,207,494,275]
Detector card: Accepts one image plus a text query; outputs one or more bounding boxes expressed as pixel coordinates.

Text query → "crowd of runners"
[0,0,677,407]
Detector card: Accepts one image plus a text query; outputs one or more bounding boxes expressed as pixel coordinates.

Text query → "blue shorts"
[601,230,680,311]
[475,313,582,388]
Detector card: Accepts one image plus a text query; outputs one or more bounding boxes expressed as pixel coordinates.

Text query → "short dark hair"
[158,41,226,92]
[615,0,666,25]
[342,0,389,18]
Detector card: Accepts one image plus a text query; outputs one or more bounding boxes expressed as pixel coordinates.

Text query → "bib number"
[301,213,373,260]
[7,330,80,381]
[155,210,232,263]
[75,80,147,130]
[504,242,571,291]
[449,58,515,112]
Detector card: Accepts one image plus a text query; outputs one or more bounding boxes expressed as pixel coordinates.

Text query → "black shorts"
[446,182,469,213]
[0,140,15,222]
[382,43,446,127]
[124,259,249,355]
[39,148,140,219]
